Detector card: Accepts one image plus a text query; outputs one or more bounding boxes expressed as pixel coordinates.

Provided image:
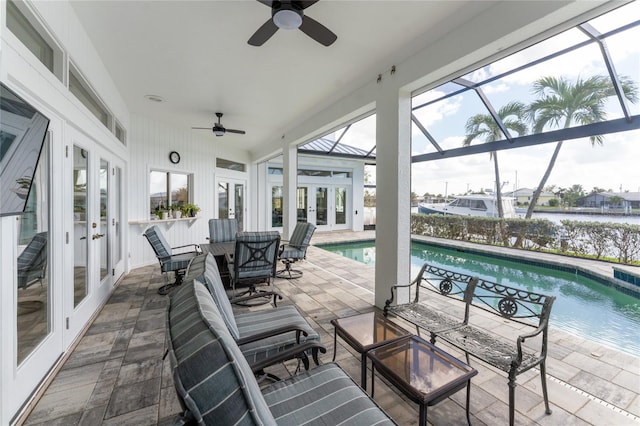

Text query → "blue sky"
[335,4,639,198]
[409,4,640,197]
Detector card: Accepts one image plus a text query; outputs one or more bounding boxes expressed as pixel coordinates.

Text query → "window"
[6,0,53,72]
[149,170,191,217]
[216,158,246,172]
[115,121,126,144]
[69,68,111,128]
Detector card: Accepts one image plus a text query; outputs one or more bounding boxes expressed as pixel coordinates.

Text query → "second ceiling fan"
[192,113,246,137]
[248,0,337,47]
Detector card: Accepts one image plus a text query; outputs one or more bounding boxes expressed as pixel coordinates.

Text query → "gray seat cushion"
[262,363,396,425]
[235,305,321,366]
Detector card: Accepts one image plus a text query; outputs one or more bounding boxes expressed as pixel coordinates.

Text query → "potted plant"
[182,203,200,217]
[172,204,182,219]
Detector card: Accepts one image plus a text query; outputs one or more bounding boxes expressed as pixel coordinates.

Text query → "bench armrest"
[383,281,419,315]
[515,324,547,365]
[236,325,309,346]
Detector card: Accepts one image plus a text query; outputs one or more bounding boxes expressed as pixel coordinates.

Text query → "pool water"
[319,240,640,356]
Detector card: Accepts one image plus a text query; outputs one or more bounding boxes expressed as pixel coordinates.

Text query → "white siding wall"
[127,115,251,269]
[1,1,129,422]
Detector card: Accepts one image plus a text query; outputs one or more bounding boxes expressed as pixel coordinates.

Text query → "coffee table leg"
[360,352,367,390]
[419,404,427,426]
[466,379,473,425]
[332,329,337,362]
[371,364,375,397]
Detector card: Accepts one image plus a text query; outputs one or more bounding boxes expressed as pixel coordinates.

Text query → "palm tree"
[524,75,638,218]
[463,101,528,218]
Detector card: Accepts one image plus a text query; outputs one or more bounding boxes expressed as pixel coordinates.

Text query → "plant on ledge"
[181,203,200,217]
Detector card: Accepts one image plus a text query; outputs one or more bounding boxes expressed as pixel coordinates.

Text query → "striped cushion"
[279,223,314,260]
[289,222,315,248]
[231,232,280,282]
[203,253,240,340]
[235,306,321,366]
[208,219,238,243]
[144,225,171,257]
[262,363,396,426]
[160,252,195,273]
[279,246,305,259]
[167,280,275,425]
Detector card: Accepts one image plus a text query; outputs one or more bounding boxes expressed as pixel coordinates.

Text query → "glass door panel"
[217,178,246,230]
[315,187,328,226]
[234,184,244,232]
[297,187,308,222]
[73,146,88,307]
[16,135,51,364]
[271,185,283,227]
[98,158,109,281]
[218,181,229,219]
[335,187,347,225]
[110,165,125,281]
[114,167,122,270]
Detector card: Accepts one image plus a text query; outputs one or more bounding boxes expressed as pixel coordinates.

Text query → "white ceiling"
[69,0,501,153]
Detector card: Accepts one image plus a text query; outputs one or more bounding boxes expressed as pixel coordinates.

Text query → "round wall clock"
[169,151,181,164]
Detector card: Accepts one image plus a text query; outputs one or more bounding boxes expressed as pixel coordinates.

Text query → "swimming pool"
[319,240,640,356]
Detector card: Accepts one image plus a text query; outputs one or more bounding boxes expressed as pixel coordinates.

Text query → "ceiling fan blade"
[191,127,211,130]
[248,19,279,46]
[225,129,246,135]
[298,0,320,9]
[299,15,336,46]
[256,0,273,7]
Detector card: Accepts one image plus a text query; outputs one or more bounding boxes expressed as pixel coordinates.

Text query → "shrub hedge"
[411,213,640,265]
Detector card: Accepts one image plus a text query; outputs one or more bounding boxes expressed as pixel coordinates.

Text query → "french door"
[273,185,350,231]
[216,178,245,231]
[66,133,124,343]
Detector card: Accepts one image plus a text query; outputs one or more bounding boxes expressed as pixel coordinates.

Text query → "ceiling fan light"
[213,128,225,136]
[273,9,302,29]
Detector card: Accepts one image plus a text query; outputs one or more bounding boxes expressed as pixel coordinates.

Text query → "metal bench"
[384,263,555,426]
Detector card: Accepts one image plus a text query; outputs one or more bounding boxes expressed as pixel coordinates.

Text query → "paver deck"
[22,231,640,425]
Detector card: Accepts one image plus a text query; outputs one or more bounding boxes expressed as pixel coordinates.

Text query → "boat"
[418,194,517,218]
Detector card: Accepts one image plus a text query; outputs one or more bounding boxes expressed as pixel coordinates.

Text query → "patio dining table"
[201,241,235,287]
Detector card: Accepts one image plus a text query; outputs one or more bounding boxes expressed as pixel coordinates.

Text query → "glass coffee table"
[331,311,412,389]
[368,335,477,426]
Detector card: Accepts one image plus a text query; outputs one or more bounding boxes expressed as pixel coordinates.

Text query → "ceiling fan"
[248,0,337,47]
[192,112,246,136]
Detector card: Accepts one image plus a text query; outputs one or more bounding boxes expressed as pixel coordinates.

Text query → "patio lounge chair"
[187,253,325,376]
[143,225,200,295]
[166,279,395,425]
[207,218,237,242]
[276,222,315,279]
[227,231,280,304]
[17,231,48,290]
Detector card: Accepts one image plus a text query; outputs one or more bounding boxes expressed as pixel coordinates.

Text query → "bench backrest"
[472,278,555,329]
[413,263,478,303]
[384,263,477,320]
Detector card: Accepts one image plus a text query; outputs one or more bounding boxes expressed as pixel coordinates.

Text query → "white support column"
[374,81,412,308]
[282,144,298,240]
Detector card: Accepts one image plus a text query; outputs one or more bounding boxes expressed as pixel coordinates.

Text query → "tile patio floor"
[22,231,640,425]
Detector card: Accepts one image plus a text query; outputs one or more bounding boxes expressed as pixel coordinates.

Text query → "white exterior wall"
[127,114,252,269]
[0,1,129,423]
